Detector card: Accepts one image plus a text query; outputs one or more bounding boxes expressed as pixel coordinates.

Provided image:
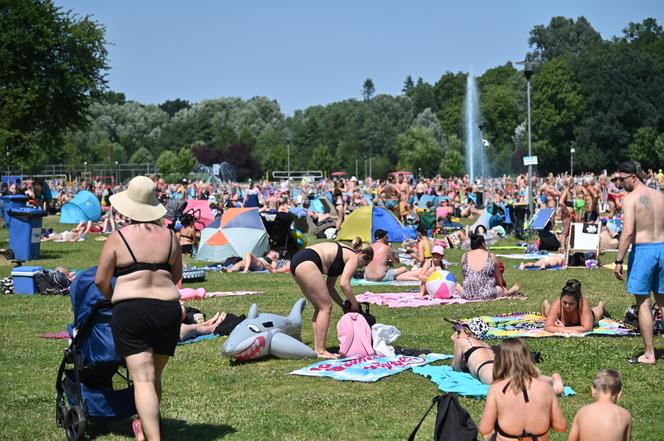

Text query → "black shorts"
[181,244,193,255]
[111,298,182,357]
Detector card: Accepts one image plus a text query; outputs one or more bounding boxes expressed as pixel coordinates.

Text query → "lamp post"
[114,161,119,185]
[570,144,576,177]
[523,61,535,217]
[286,134,291,180]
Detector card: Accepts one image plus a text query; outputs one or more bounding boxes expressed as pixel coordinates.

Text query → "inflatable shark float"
[221,298,317,361]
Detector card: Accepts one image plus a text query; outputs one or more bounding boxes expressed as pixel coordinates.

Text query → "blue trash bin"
[1,195,28,226]
[8,208,47,261]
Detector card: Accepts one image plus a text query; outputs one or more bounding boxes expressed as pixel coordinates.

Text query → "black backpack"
[408,394,478,441]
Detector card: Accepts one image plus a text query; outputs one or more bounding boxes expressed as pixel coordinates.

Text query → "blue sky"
[55,0,663,115]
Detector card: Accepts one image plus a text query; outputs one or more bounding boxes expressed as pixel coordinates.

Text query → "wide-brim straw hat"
[109,176,166,222]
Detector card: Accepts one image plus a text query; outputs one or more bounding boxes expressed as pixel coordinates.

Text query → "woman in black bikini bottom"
[290,239,373,358]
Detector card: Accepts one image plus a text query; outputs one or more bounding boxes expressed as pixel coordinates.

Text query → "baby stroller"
[55,267,136,441]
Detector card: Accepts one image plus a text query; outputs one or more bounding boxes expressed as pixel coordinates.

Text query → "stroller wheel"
[65,406,87,441]
[56,401,68,427]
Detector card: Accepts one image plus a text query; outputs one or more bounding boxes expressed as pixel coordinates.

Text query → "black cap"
[374,229,388,240]
[617,160,647,179]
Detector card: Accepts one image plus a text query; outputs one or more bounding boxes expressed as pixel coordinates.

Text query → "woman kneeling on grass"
[290,238,373,358]
[541,279,606,334]
[479,338,567,441]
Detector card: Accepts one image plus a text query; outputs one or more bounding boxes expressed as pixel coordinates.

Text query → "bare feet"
[519,263,525,271]
[316,350,339,359]
[132,419,144,441]
[506,282,521,296]
[629,353,656,365]
[551,373,564,395]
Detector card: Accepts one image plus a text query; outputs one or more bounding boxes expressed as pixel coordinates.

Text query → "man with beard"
[614,160,664,365]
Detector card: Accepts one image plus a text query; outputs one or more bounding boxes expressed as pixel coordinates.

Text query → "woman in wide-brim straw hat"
[95,176,182,441]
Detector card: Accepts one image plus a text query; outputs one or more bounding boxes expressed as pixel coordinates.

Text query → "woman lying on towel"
[541,279,606,334]
[452,320,565,392]
[518,253,566,270]
[224,250,290,273]
[479,338,567,441]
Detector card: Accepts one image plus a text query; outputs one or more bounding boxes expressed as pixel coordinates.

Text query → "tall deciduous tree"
[362,78,375,101]
[530,57,586,171]
[0,0,108,171]
[395,127,442,177]
[527,16,602,62]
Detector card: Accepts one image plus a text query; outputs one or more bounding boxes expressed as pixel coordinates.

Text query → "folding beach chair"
[566,222,601,267]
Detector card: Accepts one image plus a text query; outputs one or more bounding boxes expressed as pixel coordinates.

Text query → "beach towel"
[454,312,637,338]
[179,287,264,301]
[496,253,547,260]
[289,353,451,382]
[178,333,219,345]
[351,278,420,287]
[39,332,69,340]
[514,265,564,271]
[412,365,576,399]
[355,292,527,308]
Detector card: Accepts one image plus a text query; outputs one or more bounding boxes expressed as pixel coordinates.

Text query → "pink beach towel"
[355,291,527,308]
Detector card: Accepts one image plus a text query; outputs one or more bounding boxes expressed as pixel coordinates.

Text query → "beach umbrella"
[196,208,269,262]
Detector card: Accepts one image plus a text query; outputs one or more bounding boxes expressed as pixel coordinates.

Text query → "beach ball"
[291,227,308,249]
[425,269,457,299]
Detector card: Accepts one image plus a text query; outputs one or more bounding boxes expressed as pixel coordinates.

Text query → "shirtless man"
[582,178,599,221]
[397,175,412,223]
[414,179,427,201]
[614,160,664,365]
[568,369,632,441]
[364,229,419,281]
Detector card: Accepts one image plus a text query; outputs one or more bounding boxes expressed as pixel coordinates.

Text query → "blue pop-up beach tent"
[60,190,102,224]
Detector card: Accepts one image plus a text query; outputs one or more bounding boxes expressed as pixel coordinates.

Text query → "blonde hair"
[351,237,373,260]
[592,369,622,396]
[493,338,540,394]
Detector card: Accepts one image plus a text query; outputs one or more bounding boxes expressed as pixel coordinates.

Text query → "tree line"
[2,1,663,180]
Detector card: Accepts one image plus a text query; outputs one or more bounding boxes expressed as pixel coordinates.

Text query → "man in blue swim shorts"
[614,160,664,365]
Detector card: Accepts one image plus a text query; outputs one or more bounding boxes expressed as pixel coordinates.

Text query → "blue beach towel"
[412,365,576,399]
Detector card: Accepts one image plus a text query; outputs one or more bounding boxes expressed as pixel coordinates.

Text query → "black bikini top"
[494,380,547,440]
[114,229,174,277]
[327,243,355,277]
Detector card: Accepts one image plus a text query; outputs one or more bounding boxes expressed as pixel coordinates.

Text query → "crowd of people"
[4,161,662,440]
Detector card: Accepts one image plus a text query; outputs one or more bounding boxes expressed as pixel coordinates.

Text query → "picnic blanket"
[351,278,420,287]
[412,365,576,399]
[355,291,527,308]
[454,312,637,338]
[496,253,547,260]
[514,265,564,271]
[289,353,451,382]
[179,287,264,301]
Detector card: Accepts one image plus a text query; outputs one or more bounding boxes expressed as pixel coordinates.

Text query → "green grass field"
[1,217,663,440]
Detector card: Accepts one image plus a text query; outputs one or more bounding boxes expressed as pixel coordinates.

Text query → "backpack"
[408,394,478,441]
[623,305,664,335]
[337,312,374,358]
